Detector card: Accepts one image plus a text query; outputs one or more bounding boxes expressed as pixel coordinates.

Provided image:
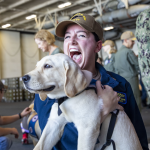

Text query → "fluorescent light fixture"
[58,2,71,8]
[2,24,11,28]
[26,14,36,20]
[104,26,114,31]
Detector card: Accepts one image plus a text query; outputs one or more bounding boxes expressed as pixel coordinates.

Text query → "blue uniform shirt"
[34,63,148,150]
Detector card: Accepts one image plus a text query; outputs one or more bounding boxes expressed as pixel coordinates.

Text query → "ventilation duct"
[105,0,142,10]
[96,5,150,23]
[41,16,70,29]
[103,29,124,40]
[123,0,141,5]
[103,31,119,40]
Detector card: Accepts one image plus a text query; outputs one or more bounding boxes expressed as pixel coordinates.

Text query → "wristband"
[18,113,22,119]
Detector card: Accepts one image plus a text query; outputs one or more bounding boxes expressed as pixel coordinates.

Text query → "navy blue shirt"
[34,63,148,150]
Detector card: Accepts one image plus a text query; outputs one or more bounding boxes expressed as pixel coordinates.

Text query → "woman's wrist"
[18,113,22,119]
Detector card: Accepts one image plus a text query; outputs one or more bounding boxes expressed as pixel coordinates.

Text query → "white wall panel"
[0,31,21,78]
[0,31,67,79]
[21,33,39,75]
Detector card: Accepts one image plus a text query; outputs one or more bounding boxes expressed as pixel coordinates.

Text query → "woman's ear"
[95,40,102,53]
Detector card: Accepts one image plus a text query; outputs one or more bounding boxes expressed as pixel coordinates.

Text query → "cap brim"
[55,20,94,38]
[121,37,137,40]
[131,37,136,41]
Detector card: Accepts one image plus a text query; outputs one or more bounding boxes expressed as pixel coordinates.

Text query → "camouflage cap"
[102,40,115,47]
[121,31,136,40]
[55,13,103,40]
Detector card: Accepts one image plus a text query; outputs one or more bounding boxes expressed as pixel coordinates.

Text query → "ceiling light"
[26,14,36,20]
[2,24,11,28]
[103,26,114,31]
[58,2,71,8]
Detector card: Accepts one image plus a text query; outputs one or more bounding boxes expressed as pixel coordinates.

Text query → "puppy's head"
[22,53,92,100]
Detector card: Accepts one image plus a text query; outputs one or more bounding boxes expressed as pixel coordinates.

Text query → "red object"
[22,133,29,145]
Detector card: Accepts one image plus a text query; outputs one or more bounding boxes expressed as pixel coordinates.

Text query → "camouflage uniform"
[135,9,150,106]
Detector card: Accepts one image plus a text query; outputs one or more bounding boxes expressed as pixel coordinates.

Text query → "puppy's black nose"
[22,75,31,83]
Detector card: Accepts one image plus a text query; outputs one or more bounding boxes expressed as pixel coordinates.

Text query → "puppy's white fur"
[23,54,142,150]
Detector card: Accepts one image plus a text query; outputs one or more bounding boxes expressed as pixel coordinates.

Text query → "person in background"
[102,40,117,72]
[21,29,63,144]
[34,29,63,55]
[135,8,150,109]
[33,13,148,150]
[114,31,141,111]
[96,53,103,65]
[0,80,31,150]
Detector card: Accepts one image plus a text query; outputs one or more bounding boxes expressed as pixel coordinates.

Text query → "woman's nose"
[70,37,77,45]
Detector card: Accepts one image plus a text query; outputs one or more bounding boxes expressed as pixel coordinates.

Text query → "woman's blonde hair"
[109,48,117,54]
[103,40,117,54]
[34,29,55,45]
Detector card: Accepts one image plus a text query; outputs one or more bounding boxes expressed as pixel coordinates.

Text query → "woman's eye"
[64,36,70,39]
[44,64,53,68]
[79,34,85,37]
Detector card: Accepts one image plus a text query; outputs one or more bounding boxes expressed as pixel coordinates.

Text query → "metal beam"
[0,27,37,33]
[46,0,106,16]
[0,0,33,14]
[11,0,91,28]
[0,0,61,24]
[24,0,107,29]
[69,4,96,15]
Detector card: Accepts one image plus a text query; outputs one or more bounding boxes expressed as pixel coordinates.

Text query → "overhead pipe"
[107,0,142,10]
[111,17,137,25]
[96,4,150,24]
[41,16,70,29]
[139,0,150,4]
[126,0,141,5]
[103,31,119,40]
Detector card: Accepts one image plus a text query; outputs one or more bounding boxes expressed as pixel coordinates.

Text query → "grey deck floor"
[0,101,150,150]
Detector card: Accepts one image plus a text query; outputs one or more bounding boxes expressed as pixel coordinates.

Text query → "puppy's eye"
[44,64,52,68]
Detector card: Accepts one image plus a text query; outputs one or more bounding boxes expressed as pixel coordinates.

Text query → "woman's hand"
[96,80,123,123]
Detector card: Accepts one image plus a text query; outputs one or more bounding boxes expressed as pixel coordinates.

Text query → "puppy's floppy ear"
[63,60,92,97]
[39,93,47,101]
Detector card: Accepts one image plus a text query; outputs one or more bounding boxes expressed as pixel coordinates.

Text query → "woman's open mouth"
[70,50,82,63]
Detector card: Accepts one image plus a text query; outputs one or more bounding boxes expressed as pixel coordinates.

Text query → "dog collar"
[55,86,97,116]
[55,97,68,115]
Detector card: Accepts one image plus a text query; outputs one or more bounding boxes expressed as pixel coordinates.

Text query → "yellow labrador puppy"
[22,53,142,150]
